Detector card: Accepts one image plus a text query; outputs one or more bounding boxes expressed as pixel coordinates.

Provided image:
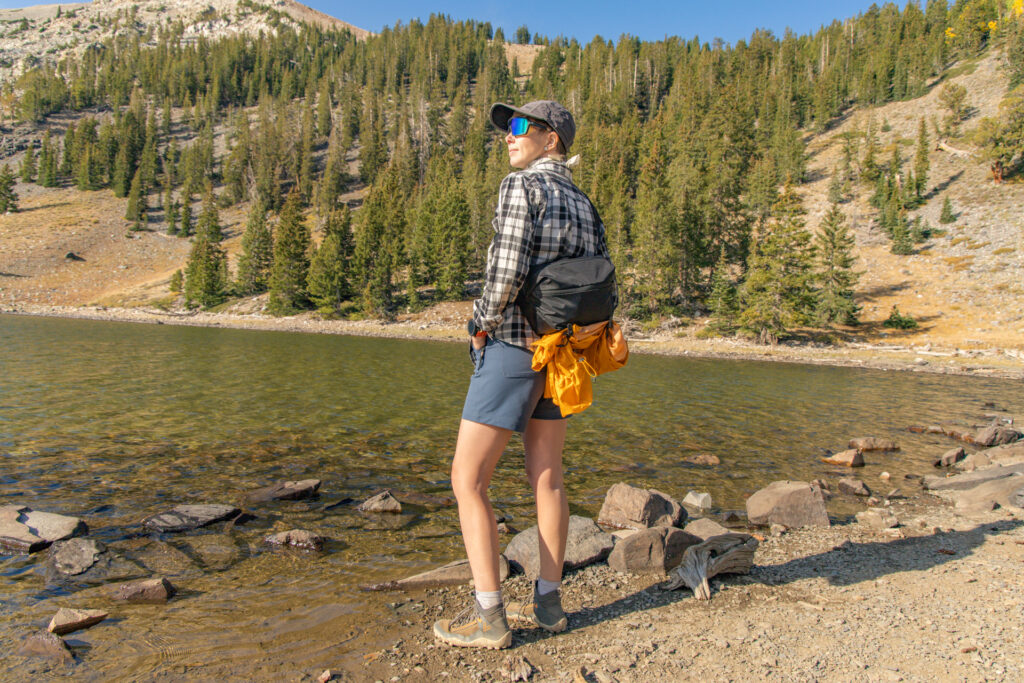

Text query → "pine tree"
[111,142,131,197]
[913,117,930,197]
[268,191,312,315]
[738,182,817,344]
[20,145,36,183]
[169,269,183,294]
[184,231,228,309]
[75,143,97,190]
[125,168,143,221]
[632,119,678,314]
[236,200,275,295]
[861,118,880,182]
[38,131,57,187]
[307,205,353,312]
[0,164,19,213]
[297,103,315,202]
[60,126,75,177]
[890,213,913,255]
[179,194,193,237]
[815,204,860,325]
[706,259,738,334]
[939,195,956,223]
[195,184,223,242]
[316,78,332,138]
[828,164,846,204]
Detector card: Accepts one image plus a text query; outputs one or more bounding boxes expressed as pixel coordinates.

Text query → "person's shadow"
[513,519,1022,645]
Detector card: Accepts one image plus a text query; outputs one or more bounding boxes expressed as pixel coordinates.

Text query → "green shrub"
[883,305,918,329]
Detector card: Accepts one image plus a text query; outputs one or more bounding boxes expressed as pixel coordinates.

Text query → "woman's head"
[489,101,575,169]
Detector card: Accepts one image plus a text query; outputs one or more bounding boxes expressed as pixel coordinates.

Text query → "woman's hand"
[471,334,487,350]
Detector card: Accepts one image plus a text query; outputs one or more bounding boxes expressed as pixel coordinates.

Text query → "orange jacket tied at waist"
[529,320,629,417]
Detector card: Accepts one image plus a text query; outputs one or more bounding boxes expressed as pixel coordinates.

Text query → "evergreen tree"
[20,145,36,183]
[179,193,193,237]
[316,78,332,138]
[307,205,353,311]
[632,118,679,314]
[184,231,228,309]
[828,164,846,204]
[0,164,19,213]
[236,200,275,295]
[939,195,956,223]
[738,182,817,344]
[913,117,930,197]
[60,126,74,177]
[861,118,880,182]
[111,142,132,197]
[38,131,57,187]
[125,168,143,221]
[195,184,223,242]
[169,268,183,293]
[815,204,860,325]
[890,212,913,255]
[268,191,312,314]
[706,259,738,334]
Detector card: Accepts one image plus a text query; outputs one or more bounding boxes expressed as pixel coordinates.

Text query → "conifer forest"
[6,0,1024,342]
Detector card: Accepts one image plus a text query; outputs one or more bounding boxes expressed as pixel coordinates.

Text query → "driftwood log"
[938,140,972,159]
[661,533,758,600]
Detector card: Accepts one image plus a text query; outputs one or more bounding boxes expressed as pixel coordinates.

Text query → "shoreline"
[4,302,1024,381]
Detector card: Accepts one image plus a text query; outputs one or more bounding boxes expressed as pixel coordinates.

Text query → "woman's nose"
[504,131,515,143]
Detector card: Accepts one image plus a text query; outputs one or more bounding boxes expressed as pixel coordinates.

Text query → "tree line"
[8,0,1024,341]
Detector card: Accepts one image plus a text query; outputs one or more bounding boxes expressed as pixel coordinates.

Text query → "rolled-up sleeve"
[472,173,536,332]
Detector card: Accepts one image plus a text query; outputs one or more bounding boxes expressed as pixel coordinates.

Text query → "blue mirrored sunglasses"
[507,116,547,136]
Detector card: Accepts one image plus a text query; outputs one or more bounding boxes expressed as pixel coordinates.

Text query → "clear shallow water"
[2,313,1022,678]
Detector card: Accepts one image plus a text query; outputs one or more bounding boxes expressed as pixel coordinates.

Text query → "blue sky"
[1,1,890,45]
[306,0,885,45]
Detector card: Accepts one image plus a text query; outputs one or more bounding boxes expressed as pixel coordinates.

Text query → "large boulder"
[683,518,731,540]
[505,515,613,577]
[746,481,830,529]
[607,527,702,574]
[848,437,899,452]
[972,424,1022,448]
[953,474,1024,511]
[142,504,241,533]
[597,483,686,529]
[247,479,321,503]
[0,506,88,553]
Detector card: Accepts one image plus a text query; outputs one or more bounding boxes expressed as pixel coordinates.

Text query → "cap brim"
[489,103,534,133]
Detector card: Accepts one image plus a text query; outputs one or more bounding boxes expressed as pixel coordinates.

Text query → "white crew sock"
[537,578,561,596]
[476,589,502,610]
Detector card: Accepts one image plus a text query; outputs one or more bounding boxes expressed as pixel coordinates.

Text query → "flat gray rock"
[684,517,731,540]
[0,506,88,553]
[50,538,104,575]
[46,538,147,585]
[746,481,830,528]
[48,608,108,636]
[924,463,1024,491]
[248,479,322,503]
[143,504,240,532]
[597,483,686,529]
[505,515,613,577]
[364,556,511,591]
[953,474,1024,510]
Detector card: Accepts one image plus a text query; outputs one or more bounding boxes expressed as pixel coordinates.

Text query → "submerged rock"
[17,630,74,663]
[597,482,686,530]
[142,504,241,533]
[265,529,324,550]
[505,515,613,577]
[247,479,322,503]
[46,538,146,585]
[746,481,830,528]
[684,454,720,466]
[848,437,899,452]
[357,490,402,513]
[838,478,871,497]
[110,577,176,603]
[48,608,108,636]
[0,506,88,553]
[50,538,104,575]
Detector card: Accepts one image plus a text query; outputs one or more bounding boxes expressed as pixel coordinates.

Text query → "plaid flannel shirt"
[472,157,610,350]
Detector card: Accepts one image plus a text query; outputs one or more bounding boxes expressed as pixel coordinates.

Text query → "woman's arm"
[472,173,538,333]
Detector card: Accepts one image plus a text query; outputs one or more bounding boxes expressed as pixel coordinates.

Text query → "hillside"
[0,0,370,83]
[0,1,1022,367]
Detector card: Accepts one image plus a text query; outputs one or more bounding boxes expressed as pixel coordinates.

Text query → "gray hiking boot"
[506,581,568,632]
[433,601,512,649]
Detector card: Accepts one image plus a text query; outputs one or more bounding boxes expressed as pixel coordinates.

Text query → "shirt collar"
[526,156,572,180]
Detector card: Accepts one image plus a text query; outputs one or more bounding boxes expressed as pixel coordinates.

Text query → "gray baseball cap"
[489,100,576,151]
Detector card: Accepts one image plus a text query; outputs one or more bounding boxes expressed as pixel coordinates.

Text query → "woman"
[433,100,610,649]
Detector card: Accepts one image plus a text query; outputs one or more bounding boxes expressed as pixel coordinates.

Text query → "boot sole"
[433,623,512,650]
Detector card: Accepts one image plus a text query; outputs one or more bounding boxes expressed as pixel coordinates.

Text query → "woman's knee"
[526,461,564,494]
[451,461,488,501]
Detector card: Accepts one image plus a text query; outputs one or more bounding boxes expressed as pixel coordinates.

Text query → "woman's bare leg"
[523,417,569,582]
[451,418,513,593]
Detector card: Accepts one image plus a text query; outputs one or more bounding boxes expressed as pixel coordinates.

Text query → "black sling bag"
[515,180,618,336]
